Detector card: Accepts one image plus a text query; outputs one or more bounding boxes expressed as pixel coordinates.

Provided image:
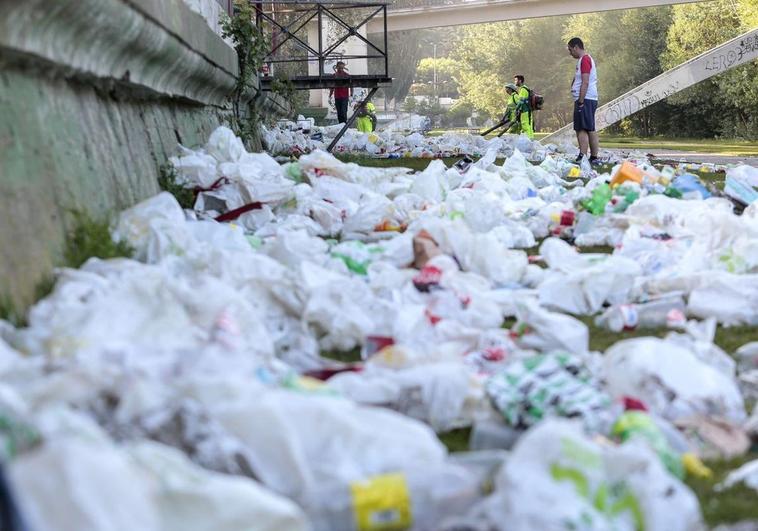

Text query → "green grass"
[158,163,196,209]
[64,211,134,270]
[438,428,472,453]
[686,453,758,527]
[597,136,758,157]
[320,346,362,363]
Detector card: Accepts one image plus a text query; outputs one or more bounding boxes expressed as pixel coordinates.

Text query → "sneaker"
[589,156,603,167]
[575,154,585,164]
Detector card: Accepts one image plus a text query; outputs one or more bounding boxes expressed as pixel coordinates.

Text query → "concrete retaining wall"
[0,0,276,307]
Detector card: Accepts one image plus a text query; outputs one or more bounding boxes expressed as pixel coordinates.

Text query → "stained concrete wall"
[0,0,274,307]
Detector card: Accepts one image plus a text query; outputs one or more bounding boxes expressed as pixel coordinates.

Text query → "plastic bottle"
[660,165,676,186]
[611,161,643,187]
[595,295,686,332]
[610,185,640,213]
[582,183,612,215]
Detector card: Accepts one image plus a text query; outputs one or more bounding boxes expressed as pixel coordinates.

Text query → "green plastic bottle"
[583,183,612,215]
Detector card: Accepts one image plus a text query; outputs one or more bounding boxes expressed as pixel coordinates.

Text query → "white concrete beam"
[368,0,711,32]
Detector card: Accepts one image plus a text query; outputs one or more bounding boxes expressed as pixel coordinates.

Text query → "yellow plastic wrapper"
[350,473,412,531]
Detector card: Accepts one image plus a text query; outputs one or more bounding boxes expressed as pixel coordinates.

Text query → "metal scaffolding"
[254,1,391,90]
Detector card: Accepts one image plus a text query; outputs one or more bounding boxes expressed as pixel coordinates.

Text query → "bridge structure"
[372,0,711,32]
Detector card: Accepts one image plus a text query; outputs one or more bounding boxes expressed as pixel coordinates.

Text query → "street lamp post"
[432,43,437,98]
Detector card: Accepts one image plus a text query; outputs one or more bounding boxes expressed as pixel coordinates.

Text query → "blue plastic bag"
[671,174,711,199]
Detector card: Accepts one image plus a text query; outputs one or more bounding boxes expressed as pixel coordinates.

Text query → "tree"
[452,16,576,131]
[442,102,474,128]
[415,57,461,97]
[402,96,418,113]
[416,98,447,127]
[663,0,758,138]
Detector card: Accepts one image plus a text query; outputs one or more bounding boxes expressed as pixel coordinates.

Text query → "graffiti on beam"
[705,31,758,72]
[598,80,681,129]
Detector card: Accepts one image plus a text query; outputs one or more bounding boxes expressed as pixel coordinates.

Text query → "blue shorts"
[573,99,598,132]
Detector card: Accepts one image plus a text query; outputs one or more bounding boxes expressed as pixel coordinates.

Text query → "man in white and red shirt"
[567,37,600,165]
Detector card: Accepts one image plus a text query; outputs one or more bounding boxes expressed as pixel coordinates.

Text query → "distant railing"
[389,0,462,8]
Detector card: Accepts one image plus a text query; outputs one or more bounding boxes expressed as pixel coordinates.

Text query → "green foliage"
[158,163,195,210]
[1,210,134,326]
[0,294,25,328]
[402,96,418,113]
[63,211,134,270]
[442,102,474,128]
[663,0,758,139]
[416,97,447,127]
[221,1,269,141]
[270,76,299,111]
[380,31,423,105]
[413,57,461,97]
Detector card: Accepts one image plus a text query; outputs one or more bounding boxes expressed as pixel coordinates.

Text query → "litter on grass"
[3,125,758,530]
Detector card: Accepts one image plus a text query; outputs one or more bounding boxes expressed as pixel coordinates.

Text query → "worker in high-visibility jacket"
[504,82,534,139]
[355,101,377,133]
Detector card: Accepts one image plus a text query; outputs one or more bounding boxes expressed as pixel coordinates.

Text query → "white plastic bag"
[113,192,187,261]
[410,159,449,202]
[327,363,479,432]
[204,387,447,500]
[10,436,160,531]
[206,126,246,163]
[603,337,746,423]
[476,419,703,531]
[128,440,309,531]
[170,146,219,188]
[513,298,589,354]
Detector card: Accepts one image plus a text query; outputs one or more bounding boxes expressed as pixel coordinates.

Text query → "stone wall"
[183,0,229,40]
[0,0,259,307]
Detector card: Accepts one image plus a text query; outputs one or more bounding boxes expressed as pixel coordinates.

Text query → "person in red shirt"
[329,61,353,124]
[567,37,600,165]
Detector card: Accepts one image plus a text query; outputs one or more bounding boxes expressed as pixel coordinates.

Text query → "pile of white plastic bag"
[4,125,758,530]
[262,118,553,161]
